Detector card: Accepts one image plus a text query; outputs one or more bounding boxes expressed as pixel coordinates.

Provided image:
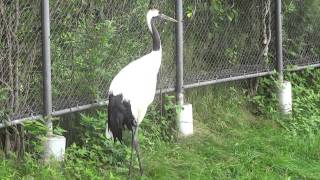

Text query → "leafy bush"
[140,95,178,148]
[286,69,320,135]
[250,74,279,116]
[252,69,320,136]
[23,120,47,158]
[52,19,117,101]
[60,95,177,178]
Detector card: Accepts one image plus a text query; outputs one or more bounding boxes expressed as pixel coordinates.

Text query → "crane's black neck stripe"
[151,17,161,51]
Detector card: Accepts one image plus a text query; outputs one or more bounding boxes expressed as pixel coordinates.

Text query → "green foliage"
[211,0,239,25]
[252,69,320,136]
[53,123,67,136]
[139,86,320,179]
[23,119,47,158]
[1,85,320,179]
[65,111,129,167]
[59,95,178,178]
[140,95,178,148]
[0,159,17,179]
[283,0,320,59]
[50,0,156,105]
[52,19,117,100]
[286,69,320,135]
[0,153,68,179]
[184,0,269,75]
[186,85,246,133]
[250,73,279,116]
[2,0,320,178]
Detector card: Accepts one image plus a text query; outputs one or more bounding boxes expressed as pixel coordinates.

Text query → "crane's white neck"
[147,9,159,33]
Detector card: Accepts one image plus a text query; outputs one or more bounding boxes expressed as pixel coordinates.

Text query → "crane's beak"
[159,14,178,22]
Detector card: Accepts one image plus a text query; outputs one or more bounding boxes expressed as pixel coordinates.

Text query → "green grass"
[1,86,320,179]
[111,86,320,179]
[135,86,319,179]
[139,115,320,179]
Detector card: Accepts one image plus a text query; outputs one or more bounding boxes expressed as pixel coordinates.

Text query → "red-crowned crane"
[106,9,177,176]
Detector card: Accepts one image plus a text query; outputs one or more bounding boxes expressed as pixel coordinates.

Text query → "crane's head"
[147,9,177,32]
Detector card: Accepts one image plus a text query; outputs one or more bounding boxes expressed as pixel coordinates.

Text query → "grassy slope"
[134,86,320,179]
[1,86,319,179]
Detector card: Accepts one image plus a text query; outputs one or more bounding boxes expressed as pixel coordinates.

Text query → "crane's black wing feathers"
[108,94,135,142]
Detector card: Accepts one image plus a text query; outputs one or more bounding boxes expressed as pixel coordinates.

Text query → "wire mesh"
[1,0,320,125]
[183,0,275,86]
[50,0,176,112]
[283,0,320,68]
[0,1,43,122]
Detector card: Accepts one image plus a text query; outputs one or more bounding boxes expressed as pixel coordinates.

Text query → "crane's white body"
[106,9,166,140]
[106,8,177,176]
[108,50,162,124]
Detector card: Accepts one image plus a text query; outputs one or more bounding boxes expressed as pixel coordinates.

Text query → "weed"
[252,68,320,136]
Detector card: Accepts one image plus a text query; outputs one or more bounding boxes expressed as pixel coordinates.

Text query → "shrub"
[252,69,320,136]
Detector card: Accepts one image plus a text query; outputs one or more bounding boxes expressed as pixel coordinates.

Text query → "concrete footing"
[279,81,292,114]
[43,134,66,162]
[178,104,193,136]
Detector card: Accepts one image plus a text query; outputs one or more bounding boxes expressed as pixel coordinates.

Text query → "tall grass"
[138,85,320,179]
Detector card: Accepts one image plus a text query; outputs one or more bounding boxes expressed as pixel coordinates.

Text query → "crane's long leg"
[128,126,143,177]
[128,127,135,177]
[133,127,143,175]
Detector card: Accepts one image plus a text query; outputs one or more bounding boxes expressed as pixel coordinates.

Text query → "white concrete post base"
[279,81,292,114]
[43,134,66,162]
[178,104,193,136]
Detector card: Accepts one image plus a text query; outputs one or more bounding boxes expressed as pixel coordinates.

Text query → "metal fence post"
[275,0,284,83]
[41,0,53,135]
[275,0,292,114]
[176,0,193,136]
[175,0,184,106]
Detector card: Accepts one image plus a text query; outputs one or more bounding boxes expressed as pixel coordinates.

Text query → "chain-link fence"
[49,1,176,113]
[283,0,320,68]
[0,0,43,122]
[183,0,276,88]
[1,0,320,127]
